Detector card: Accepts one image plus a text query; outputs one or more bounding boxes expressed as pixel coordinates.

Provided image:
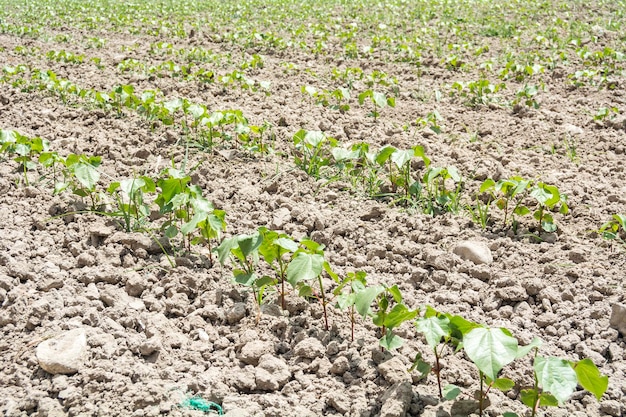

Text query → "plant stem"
[434,346,443,399]
[317,275,328,330]
[479,371,484,417]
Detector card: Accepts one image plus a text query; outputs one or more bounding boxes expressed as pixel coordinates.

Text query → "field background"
[0,0,625,416]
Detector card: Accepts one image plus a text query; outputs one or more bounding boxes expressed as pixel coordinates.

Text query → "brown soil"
[0,2,625,417]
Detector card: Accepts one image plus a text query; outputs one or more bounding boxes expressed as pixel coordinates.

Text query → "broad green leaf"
[286,252,324,287]
[480,178,496,193]
[514,205,531,216]
[416,315,450,349]
[187,103,205,119]
[275,237,299,252]
[539,393,559,407]
[372,91,387,108]
[387,285,402,303]
[375,145,396,166]
[534,356,577,405]
[384,304,417,329]
[237,232,263,258]
[530,184,552,205]
[390,149,414,169]
[443,384,462,401]
[447,166,461,182]
[233,270,256,286]
[449,315,481,337]
[574,358,608,401]
[520,389,538,408]
[354,285,384,318]
[180,211,207,235]
[492,378,515,391]
[464,327,518,381]
[379,329,403,350]
[305,131,325,147]
[73,162,99,190]
[215,236,239,265]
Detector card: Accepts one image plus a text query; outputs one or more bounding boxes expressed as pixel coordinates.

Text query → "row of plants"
[0,65,274,154]
[214,224,609,417]
[291,129,580,236]
[0,129,227,266]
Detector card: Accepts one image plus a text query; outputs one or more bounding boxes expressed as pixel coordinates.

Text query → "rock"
[423,246,455,272]
[36,397,68,417]
[330,356,350,375]
[254,354,291,391]
[563,123,583,135]
[139,337,162,356]
[222,409,252,417]
[495,285,528,302]
[125,271,146,297]
[378,357,410,384]
[76,252,96,267]
[239,341,274,365]
[452,241,493,265]
[450,400,480,416]
[568,248,587,264]
[226,303,247,324]
[609,303,626,335]
[600,400,623,416]
[36,328,88,375]
[360,205,386,221]
[379,381,413,417]
[294,337,325,359]
[270,207,291,230]
[327,391,351,414]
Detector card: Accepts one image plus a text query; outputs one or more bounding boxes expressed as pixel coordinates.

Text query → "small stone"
[330,356,350,375]
[379,381,413,417]
[139,337,162,356]
[239,341,274,366]
[327,391,351,414]
[198,329,210,341]
[226,303,247,324]
[378,357,410,384]
[452,241,493,265]
[125,271,146,297]
[600,400,623,416]
[563,124,583,135]
[495,286,528,302]
[360,205,386,221]
[270,207,292,230]
[76,253,96,267]
[609,303,626,336]
[255,354,291,391]
[222,409,252,417]
[568,248,587,264]
[294,337,325,359]
[36,328,88,375]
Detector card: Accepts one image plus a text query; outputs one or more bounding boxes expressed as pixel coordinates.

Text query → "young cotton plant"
[412,306,608,417]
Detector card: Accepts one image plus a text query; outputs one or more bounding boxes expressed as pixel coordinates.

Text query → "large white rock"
[610,304,626,336]
[452,241,493,265]
[36,328,88,375]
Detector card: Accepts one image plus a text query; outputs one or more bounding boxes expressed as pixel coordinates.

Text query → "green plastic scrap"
[180,396,224,415]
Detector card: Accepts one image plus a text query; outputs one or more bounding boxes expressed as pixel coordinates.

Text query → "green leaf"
[492,378,515,391]
[464,327,518,381]
[480,179,496,193]
[514,205,531,216]
[534,356,577,405]
[574,358,608,401]
[443,384,462,401]
[379,329,403,350]
[237,232,263,258]
[390,149,414,170]
[539,393,559,407]
[233,270,256,286]
[409,354,432,380]
[354,285,384,318]
[384,304,417,329]
[215,235,239,265]
[416,315,450,349]
[73,162,100,190]
[286,252,324,287]
[520,389,539,408]
[387,285,403,303]
[375,145,396,166]
[372,91,387,108]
